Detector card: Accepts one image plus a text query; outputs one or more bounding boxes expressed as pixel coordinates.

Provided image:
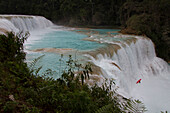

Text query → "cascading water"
[86,35,170,96]
[0,15,169,112]
[0,15,53,33]
[85,34,170,112]
[0,19,19,33]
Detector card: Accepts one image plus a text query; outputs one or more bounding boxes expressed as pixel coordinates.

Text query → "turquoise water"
[26,28,119,78]
[26,52,70,79]
[28,30,104,50]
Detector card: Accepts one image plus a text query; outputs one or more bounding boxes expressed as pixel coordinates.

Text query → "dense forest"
[0,0,126,26]
[0,0,169,61]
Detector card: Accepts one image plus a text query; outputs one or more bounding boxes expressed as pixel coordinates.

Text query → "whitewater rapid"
[0,15,53,33]
[0,15,169,112]
[86,35,170,95]
[85,35,170,112]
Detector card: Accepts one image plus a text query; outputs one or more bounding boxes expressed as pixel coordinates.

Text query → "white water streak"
[0,15,53,33]
[87,35,170,97]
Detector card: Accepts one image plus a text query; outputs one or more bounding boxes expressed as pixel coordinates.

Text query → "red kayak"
[136,79,142,84]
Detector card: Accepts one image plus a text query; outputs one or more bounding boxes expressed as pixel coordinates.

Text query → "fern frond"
[124,99,147,113]
[95,104,113,113]
[95,103,121,113]
[29,55,45,71]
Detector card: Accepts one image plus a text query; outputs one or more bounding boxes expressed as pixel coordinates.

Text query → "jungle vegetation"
[0,33,123,112]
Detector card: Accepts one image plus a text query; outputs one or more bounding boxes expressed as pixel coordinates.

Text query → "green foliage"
[0,32,124,112]
[60,55,92,86]
[124,99,147,113]
[29,55,45,76]
[0,0,126,26]
[92,12,104,25]
[126,14,152,35]
[120,0,170,61]
[0,32,29,63]
[95,104,121,113]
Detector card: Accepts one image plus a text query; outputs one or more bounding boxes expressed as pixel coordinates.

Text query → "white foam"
[87,35,170,112]
[0,15,53,33]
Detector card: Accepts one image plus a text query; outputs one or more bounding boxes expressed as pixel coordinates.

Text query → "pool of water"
[25,27,119,78]
[27,30,104,51]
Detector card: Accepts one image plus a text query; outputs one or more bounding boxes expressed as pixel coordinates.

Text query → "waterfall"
[86,35,170,97]
[0,15,53,33]
[0,19,19,33]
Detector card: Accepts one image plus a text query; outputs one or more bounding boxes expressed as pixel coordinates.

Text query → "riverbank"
[54,21,122,29]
